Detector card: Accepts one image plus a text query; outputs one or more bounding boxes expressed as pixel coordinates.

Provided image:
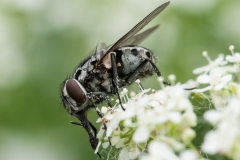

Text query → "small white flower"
[196,67,232,91]
[229,45,234,51]
[133,125,150,143]
[182,111,197,127]
[119,148,131,160]
[193,52,227,74]
[202,97,240,159]
[181,128,196,144]
[128,146,140,159]
[140,141,179,160]
[168,112,182,124]
[130,91,136,97]
[226,45,240,63]
[102,142,109,148]
[115,139,125,148]
[183,79,198,89]
[226,53,240,63]
[157,76,164,83]
[135,79,141,84]
[180,150,199,160]
[196,74,210,83]
[203,110,221,125]
[210,87,233,110]
[101,106,108,114]
[168,74,176,84]
[111,135,121,145]
[202,131,223,154]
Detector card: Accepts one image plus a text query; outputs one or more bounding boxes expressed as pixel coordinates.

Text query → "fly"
[60,1,170,157]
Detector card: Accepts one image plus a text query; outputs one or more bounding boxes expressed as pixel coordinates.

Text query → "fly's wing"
[121,25,159,46]
[99,1,170,67]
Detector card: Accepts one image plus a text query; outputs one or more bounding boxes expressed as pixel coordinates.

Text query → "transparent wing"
[99,1,170,64]
[121,25,159,46]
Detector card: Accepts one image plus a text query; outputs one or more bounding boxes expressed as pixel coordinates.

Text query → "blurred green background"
[0,0,239,159]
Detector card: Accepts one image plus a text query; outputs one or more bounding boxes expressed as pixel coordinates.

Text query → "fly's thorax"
[73,52,101,82]
[115,46,156,75]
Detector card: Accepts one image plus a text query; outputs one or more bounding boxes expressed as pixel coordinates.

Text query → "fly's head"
[61,78,89,114]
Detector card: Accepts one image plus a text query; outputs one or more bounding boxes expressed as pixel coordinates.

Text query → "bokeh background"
[0,0,240,159]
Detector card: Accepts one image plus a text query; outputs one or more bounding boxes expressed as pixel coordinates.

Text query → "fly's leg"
[71,109,101,158]
[125,59,197,90]
[89,99,112,146]
[106,99,112,108]
[110,53,125,111]
[70,121,83,126]
[89,121,98,138]
[70,120,98,138]
[86,92,113,145]
[125,59,171,85]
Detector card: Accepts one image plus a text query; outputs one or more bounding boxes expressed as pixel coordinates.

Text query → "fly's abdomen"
[116,46,156,77]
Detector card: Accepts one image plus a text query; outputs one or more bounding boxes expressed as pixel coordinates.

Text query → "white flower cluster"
[194,46,240,160]
[96,80,202,160]
[95,45,240,160]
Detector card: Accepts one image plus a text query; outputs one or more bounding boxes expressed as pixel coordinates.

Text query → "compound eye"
[65,79,86,104]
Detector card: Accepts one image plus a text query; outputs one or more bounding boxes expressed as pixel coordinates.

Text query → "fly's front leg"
[110,53,125,111]
[125,59,171,85]
[89,99,112,146]
[71,120,98,138]
[72,109,99,153]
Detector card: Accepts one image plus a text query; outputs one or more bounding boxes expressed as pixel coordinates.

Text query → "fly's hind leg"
[125,59,171,85]
[124,59,197,91]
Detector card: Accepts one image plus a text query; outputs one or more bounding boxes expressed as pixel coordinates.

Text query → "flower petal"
[133,126,149,143]
[221,74,232,83]
[193,66,208,74]
[196,74,210,83]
